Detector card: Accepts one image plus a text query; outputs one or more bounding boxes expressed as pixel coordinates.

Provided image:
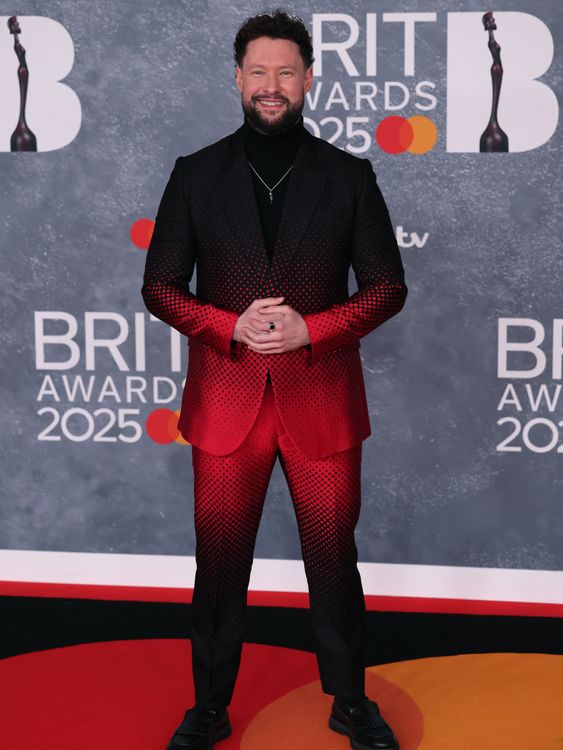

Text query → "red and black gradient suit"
[142,123,407,710]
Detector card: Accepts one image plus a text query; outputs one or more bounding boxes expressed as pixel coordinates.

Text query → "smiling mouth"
[256,99,286,109]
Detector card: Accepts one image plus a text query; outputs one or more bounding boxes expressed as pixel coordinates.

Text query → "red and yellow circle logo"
[145,409,188,445]
[376,115,437,154]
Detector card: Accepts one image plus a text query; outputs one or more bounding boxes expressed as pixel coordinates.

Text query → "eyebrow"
[247,64,298,70]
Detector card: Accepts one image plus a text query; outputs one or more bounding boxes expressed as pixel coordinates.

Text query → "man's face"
[235,36,313,136]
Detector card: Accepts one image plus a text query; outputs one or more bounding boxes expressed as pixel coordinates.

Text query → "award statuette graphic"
[8,16,38,152]
[479,12,509,153]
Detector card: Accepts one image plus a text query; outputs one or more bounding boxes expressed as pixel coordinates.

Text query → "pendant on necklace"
[269,191,273,203]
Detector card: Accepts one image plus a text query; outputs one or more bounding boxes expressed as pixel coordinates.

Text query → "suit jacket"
[142,123,408,458]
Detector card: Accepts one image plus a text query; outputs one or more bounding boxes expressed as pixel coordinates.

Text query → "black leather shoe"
[166,705,231,749]
[329,695,399,750]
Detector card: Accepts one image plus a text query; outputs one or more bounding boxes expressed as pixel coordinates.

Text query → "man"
[142,10,407,750]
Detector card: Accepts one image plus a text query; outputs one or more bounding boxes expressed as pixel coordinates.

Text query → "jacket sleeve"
[302,158,408,362]
[141,157,239,355]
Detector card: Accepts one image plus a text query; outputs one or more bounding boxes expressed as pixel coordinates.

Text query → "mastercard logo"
[376,115,437,154]
[146,409,189,445]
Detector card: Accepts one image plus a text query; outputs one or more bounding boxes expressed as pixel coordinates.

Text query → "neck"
[242,114,306,173]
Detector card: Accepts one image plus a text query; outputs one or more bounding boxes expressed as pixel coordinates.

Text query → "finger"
[251,312,283,324]
[255,312,285,322]
[246,341,285,352]
[243,329,281,344]
[257,305,291,315]
[246,317,271,332]
[252,296,285,307]
[248,317,282,332]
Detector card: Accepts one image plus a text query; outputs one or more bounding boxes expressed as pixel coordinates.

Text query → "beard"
[242,94,303,136]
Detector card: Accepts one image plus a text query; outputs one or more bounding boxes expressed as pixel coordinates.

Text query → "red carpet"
[1,638,562,748]
[0,639,318,749]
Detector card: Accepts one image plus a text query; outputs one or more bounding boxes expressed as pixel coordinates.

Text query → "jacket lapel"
[213,124,327,273]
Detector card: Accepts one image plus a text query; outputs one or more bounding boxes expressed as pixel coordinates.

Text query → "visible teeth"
[260,100,283,105]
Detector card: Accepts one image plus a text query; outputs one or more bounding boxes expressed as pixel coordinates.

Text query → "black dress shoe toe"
[329,696,399,750]
[166,705,231,750]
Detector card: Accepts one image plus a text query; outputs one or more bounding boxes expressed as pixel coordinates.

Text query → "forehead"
[242,36,303,68]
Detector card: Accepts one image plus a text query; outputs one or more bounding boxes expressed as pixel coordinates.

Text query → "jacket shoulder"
[308,129,373,178]
[175,128,239,171]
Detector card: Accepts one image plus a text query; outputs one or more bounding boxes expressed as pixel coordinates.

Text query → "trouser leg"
[278,435,366,698]
[190,386,278,709]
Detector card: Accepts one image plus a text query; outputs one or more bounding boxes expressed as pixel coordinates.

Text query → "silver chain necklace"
[247,160,294,204]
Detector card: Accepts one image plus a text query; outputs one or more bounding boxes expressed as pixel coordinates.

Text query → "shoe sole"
[328,716,399,750]
[211,720,232,744]
[167,721,231,750]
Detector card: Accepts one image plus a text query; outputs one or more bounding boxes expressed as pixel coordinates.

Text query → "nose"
[261,71,282,93]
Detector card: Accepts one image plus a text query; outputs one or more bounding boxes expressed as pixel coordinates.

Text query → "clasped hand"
[233,296,311,354]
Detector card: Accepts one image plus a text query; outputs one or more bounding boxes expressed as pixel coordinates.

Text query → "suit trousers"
[189,377,367,709]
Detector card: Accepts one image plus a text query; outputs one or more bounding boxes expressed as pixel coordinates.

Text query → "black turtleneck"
[242,114,306,264]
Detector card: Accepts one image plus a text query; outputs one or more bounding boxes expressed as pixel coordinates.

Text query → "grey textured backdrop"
[1,1,561,570]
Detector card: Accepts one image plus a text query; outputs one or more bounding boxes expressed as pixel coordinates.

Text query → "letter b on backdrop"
[447,12,558,153]
[0,16,81,152]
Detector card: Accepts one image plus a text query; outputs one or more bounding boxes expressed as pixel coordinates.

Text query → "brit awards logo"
[307,10,558,155]
[307,12,439,155]
[0,15,81,152]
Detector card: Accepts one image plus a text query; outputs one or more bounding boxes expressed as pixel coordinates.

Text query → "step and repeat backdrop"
[1,1,561,609]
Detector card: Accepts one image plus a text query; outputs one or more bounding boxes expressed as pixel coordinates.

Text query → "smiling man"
[239,36,307,133]
[142,10,407,750]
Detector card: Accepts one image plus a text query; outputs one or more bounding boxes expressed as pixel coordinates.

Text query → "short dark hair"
[233,9,314,69]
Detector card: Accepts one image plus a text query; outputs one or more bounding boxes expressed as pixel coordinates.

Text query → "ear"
[303,66,313,94]
[235,65,243,93]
